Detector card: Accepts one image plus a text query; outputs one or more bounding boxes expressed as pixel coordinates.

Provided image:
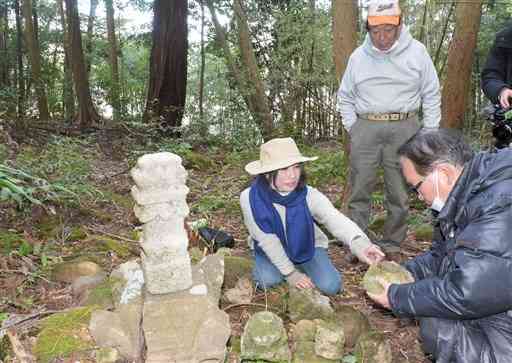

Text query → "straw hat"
[367,0,401,26]
[245,138,318,175]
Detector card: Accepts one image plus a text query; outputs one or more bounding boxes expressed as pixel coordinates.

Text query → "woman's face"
[271,164,302,192]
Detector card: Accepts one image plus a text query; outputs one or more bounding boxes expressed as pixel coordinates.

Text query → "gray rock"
[89,260,144,361]
[314,319,345,360]
[288,287,335,323]
[224,277,253,305]
[191,252,225,305]
[89,302,144,362]
[71,272,107,298]
[143,293,230,363]
[241,311,291,362]
[110,260,144,307]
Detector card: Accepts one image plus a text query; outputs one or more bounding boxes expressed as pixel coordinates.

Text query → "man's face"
[369,24,400,51]
[400,157,437,206]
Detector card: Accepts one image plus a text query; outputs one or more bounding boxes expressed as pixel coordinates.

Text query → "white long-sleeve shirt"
[240,186,372,276]
[337,26,441,131]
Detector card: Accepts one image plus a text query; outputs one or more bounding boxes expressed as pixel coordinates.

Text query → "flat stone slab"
[143,292,230,363]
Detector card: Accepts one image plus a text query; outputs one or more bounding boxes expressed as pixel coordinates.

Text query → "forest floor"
[0,127,433,362]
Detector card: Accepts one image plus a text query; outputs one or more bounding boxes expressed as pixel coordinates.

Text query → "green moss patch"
[0,230,27,255]
[34,306,97,363]
[83,279,115,309]
[91,237,136,259]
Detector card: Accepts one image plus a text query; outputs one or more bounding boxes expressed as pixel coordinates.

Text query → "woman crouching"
[240,137,385,295]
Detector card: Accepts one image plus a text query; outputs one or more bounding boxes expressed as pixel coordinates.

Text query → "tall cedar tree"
[145,0,188,132]
[441,0,483,128]
[22,0,49,120]
[332,0,358,212]
[65,0,100,129]
[0,3,8,88]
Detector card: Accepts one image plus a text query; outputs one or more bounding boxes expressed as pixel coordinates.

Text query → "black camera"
[486,105,512,149]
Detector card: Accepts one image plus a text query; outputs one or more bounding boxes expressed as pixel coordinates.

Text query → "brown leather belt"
[358,111,418,122]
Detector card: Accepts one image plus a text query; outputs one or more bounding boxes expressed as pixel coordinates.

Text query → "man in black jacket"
[368,129,512,363]
[482,23,512,108]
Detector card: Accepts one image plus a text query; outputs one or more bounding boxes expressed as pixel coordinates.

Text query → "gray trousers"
[347,116,421,244]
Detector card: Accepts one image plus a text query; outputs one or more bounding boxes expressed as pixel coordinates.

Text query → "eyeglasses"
[409,179,424,195]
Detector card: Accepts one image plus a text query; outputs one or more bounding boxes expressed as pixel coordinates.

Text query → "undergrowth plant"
[0,164,74,207]
[15,136,100,203]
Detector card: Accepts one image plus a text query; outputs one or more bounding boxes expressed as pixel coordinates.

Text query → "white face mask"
[430,169,445,212]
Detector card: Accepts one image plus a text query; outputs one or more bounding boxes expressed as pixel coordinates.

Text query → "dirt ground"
[0,137,433,362]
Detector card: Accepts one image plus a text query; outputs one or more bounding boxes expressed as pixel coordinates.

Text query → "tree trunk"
[14,0,25,118]
[233,0,273,138]
[198,0,205,124]
[85,0,98,74]
[332,0,357,82]
[105,0,120,122]
[332,0,358,213]
[22,0,49,120]
[0,3,8,88]
[65,0,100,129]
[57,0,75,120]
[441,0,483,129]
[144,0,188,133]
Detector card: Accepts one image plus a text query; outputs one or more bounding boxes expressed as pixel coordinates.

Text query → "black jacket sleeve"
[389,208,512,320]
[404,237,445,281]
[482,41,510,103]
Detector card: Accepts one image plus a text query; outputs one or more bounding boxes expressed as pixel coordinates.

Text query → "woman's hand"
[286,270,315,289]
[361,244,386,265]
[367,276,392,309]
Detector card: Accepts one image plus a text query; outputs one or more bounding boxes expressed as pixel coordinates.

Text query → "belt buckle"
[390,113,400,121]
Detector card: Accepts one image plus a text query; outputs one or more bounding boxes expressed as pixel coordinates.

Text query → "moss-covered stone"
[354,331,392,363]
[34,306,98,363]
[241,311,291,362]
[223,255,254,289]
[288,287,335,323]
[51,260,104,283]
[334,305,372,348]
[414,223,433,241]
[83,279,116,309]
[362,261,414,295]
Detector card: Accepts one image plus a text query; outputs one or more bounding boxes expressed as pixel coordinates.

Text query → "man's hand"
[499,88,512,108]
[360,244,386,265]
[367,276,392,309]
[286,270,315,289]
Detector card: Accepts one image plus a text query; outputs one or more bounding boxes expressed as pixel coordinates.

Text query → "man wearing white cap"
[337,0,441,253]
[240,137,384,295]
